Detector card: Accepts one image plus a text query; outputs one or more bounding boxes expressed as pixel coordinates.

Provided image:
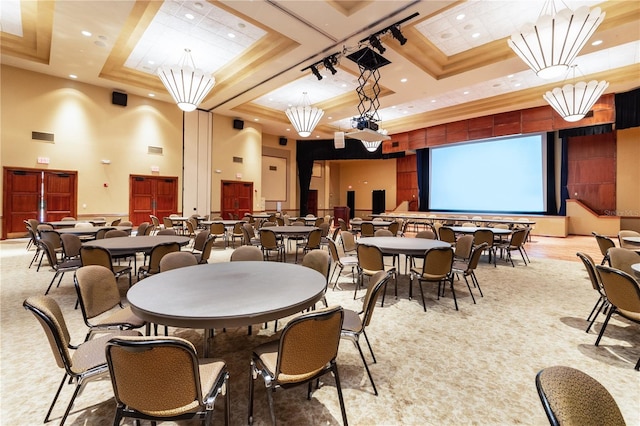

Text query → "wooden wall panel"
[445,120,468,143]
[426,124,446,146]
[383,132,409,154]
[408,129,426,150]
[396,155,418,210]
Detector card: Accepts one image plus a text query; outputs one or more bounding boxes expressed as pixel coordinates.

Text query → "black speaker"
[112,91,127,107]
[233,119,244,130]
[279,137,287,146]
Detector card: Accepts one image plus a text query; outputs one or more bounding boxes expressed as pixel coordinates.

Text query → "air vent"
[32,131,54,142]
[392,141,399,148]
[269,166,277,171]
[233,156,243,163]
[148,146,163,155]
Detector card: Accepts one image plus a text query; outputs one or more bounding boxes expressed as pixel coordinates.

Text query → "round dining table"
[358,236,450,275]
[44,219,107,228]
[55,225,132,236]
[127,261,326,355]
[82,235,190,256]
[448,226,513,236]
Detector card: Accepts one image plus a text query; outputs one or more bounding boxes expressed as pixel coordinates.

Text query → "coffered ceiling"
[1,0,638,138]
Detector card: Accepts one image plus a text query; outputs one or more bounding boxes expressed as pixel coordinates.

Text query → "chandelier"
[362,141,383,152]
[285,92,324,137]
[543,69,609,122]
[508,2,605,79]
[157,48,215,112]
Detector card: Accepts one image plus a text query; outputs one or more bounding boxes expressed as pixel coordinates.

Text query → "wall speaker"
[112,91,127,107]
[233,119,244,130]
[279,137,287,146]
[334,131,345,149]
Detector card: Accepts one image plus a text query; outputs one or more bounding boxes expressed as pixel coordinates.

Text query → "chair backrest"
[60,234,82,259]
[465,242,487,271]
[357,244,385,273]
[327,238,340,262]
[461,222,475,227]
[150,215,160,228]
[40,229,61,250]
[74,222,93,228]
[119,221,133,227]
[40,239,60,269]
[262,221,276,227]
[259,228,279,249]
[144,224,154,235]
[337,218,348,231]
[209,222,225,236]
[110,218,122,226]
[314,217,324,227]
[106,336,205,415]
[415,230,436,239]
[576,252,603,293]
[95,227,115,240]
[535,366,626,426]
[230,246,264,261]
[422,246,454,277]
[147,242,181,274]
[618,230,640,249]
[276,306,344,381]
[592,231,615,256]
[105,229,129,238]
[185,220,196,237]
[232,222,244,235]
[61,216,76,221]
[80,245,114,270]
[306,229,322,249]
[324,215,331,225]
[37,223,54,235]
[341,230,357,253]
[23,295,73,374]
[596,265,640,313]
[374,229,394,237]
[162,217,174,229]
[473,229,494,247]
[291,221,304,226]
[438,226,456,244]
[28,218,40,231]
[608,247,639,276]
[319,222,330,237]
[455,235,474,259]
[360,222,375,237]
[508,228,528,247]
[302,249,331,282]
[159,251,198,272]
[192,230,210,252]
[74,265,121,320]
[136,222,149,236]
[361,270,394,327]
[157,229,177,236]
[197,236,215,264]
[387,221,399,235]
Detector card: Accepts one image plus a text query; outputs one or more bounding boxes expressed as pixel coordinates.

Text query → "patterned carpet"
[1,237,638,425]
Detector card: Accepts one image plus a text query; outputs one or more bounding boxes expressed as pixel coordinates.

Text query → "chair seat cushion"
[71,329,140,374]
[341,309,363,334]
[94,306,146,328]
[618,307,640,322]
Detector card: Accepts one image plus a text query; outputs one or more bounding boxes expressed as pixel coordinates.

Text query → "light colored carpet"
[1,237,638,425]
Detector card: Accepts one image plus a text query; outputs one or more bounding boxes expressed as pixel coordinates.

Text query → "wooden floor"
[523,235,603,262]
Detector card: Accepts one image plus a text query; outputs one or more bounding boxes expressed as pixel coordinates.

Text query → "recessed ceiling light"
[463,91,469,95]
[507,74,514,78]
[327,116,333,120]
[316,135,320,138]
[148,60,155,65]
[185,13,194,20]
[400,78,407,83]
[286,128,291,131]
[472,33,480,38]
[341,84,347,88]
[149,93,155,97]
[514,83,521,87]
[431,99,436,103]
[228,33,236,38]
[456,14,465,20]
[254,118,259,121]
[592,40,603,46]
[69,74,77,79]
[238,23,246,29]
[193,2,204,9]
[94,41,107,48]
[81,30,91,37]
[391,105,396,108]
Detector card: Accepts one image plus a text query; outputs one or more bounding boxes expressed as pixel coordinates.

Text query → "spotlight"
[369,35,385,54]
[323,56,337,75]
[390,25,407,45]
[310,65,323,80]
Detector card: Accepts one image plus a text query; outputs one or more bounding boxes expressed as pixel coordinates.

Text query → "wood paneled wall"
[396,155,418,210]
[383,94,615,153]
[567,132,616,215]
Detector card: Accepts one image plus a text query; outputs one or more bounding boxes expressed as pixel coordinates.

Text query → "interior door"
[44,172,76,221]
[129,175,178,226]
[306,189,318,216]
[221,181,253,219]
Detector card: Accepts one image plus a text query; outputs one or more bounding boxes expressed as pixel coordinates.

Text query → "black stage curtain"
[558,124,613,215]
[545,132,558,215]
[615,87,640,130]
[416,148,429,211]
[296,138,404,215]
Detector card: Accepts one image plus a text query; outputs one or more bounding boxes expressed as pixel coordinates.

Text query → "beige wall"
[337,159,397,213]
[262,134,297,214]
[1,65,182,225]
[616,127,640,218]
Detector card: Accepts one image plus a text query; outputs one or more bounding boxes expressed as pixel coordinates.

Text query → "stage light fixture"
[369,35,385,54]
[323,56,338,75]
[390,25,407,45]
[310,65,323,80]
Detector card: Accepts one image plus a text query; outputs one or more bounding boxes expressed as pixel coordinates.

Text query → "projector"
[353,117,379,131]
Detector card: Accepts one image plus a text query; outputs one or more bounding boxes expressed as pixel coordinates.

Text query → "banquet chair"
[301,249,330,308]
[192,229,211,253]
[157,229,177,236]
[230,245,264,261]
[80,245,132,287]
[387,221,400,236]
[242,223,260,246]
[209,222,227,247]
[374,229,394,237]
[319,222,331,249]
[159,251,198,271]
[61,216,76,221]
[74,265,148,341]
[357,244,396,306]
[415,230,436,239]
[452,242,487,303]
[41,239,82,295]
[23,295,140,426]
[193,236,215,264]
[337,217,348,232]
[314,217,324,227]
[150,215,162,233]
[608,247,640,279]
[286,220,306,251]
[576,252,608,333]
[248,306,347,426]
[594,265,640,367]
[162,217,174,232]
[438,226,456,246]
[327,238,358,289]
[341,270,393,396]
[185,219,197,239]
[119,220,132,227]
[135,222,149,237]
[296,228,322,263]
[410,246,455,311]
[230,222,245,248]
[60,233,82,261]
[454,235,474,262]
[105,229,128,238]
[137,242,180,279]
[618,230,640,250]
[473,229,497,267]
[340,230,357,256]
[592,231,615,265]
[360,222,375,237]
[259,228,284,262]
[94,227,115,240]
[106,336,230,426]
[496,228,529,267]
[38,229,63,270]
[535,366,626,426]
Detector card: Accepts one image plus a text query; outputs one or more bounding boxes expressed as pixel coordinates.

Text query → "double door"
[3,167,77,239]
[129,175,178,226]
[221,181,252,220]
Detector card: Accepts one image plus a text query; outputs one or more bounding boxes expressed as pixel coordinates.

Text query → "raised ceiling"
[1,0,638,138]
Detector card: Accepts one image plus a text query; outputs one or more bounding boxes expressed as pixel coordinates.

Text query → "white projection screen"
[429,133,546,213]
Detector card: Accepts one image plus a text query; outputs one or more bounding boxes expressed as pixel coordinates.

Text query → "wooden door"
[221,181,253,219]
[129,175,178,225]
[3,167,77,239]
[306,189,318,216]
